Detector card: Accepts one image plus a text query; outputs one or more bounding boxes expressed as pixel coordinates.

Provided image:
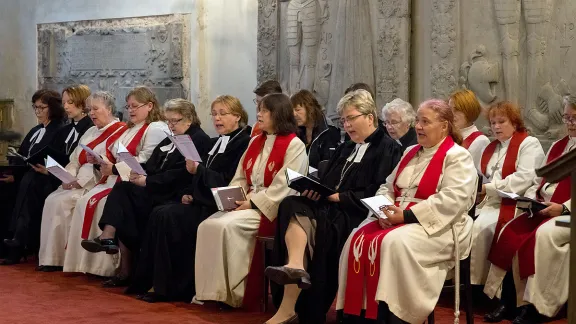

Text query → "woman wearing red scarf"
[194,93,308,310]
[482,97,576,324]
[470,101,545,286]
[336,99,478,324]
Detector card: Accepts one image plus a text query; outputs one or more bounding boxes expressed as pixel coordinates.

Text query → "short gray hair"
[336,89,378,127]
[381,98,416,126]
[86,91,116,114]
[563,95,576,109]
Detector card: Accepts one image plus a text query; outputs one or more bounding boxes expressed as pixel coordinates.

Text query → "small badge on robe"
[89,197,97,207]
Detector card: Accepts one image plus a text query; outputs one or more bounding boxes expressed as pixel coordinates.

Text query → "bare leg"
[266,284,301,324]
[99,224,116,240]
[284,218,307,270]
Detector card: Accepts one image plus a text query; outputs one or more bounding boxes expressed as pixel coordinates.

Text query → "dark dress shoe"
[35,265,46,271]
[484,304,512,322]
[264,314,298,324]
[41,266,63,272]
[512,305,540,324]
[265,266,311,289]
[102,275,130,288]
[3,238,21,248]
[81,237,119,254]
[136,292,168,303]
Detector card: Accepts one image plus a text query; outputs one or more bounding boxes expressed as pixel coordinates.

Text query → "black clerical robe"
[271,127,402,323]
[298,116,341,169]
[98,125,212,252]
[52,115,94,165]
[397,127,418,152]
[127,126,251,301]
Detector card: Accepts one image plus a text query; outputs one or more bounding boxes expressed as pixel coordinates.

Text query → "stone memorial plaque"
[38,14,190,119]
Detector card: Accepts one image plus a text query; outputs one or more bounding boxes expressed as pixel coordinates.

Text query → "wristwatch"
[561,204,570,216]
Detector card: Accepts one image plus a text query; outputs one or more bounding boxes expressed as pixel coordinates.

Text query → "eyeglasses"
[32,104,49,111]
[210,111,233,117]
[339,114,366,126]
[253,98,262,105]
[167,118,183,126]
[562,115,576,125]
[383,120,403,127]
[124,103,148,111]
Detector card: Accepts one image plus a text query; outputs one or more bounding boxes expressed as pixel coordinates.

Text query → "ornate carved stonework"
[0,100,15,165]
[257,0,279,84]
[430,0,459,99]
[37,14,190,119]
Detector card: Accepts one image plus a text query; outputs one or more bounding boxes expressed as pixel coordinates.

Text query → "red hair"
[486,101,526,133]
[419,99,463,145]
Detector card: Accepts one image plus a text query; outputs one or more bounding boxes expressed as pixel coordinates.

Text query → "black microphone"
[0,130,22,141]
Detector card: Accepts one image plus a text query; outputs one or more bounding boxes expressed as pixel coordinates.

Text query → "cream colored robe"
[194,135,308,307]
[39,121,123,267]
[63,121,169,277]
[460,124,490,171]
[470,136,544,285]
[336,138,478,324]
[484,136,575,316]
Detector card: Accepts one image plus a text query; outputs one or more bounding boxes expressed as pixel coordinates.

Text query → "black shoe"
[102,275,130,288]
[81,237,119,254]
[484,304,512,322]
[41,266,63,272]
[136,292,168,303]
[512,305,540,324]
[35,265,46,271]
[264,266,311,289]
[3,238,21,248]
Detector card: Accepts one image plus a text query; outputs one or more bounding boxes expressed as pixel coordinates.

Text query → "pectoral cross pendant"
[491,163,499,174]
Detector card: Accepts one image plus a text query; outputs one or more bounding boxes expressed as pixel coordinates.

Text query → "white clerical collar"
[347,143,370,163]
[461,124,479,138]
[208,135,231,156]
[422,136,446,153]
[30,127,46,144]
[568,136,576,151]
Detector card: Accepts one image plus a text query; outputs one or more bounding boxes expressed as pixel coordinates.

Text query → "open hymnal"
[79,143,107,164]
[361,195,394,219]
[496,189,547,217]
[11,145,66,166]
[116,143,147,175]
[211,186,247,211]
[285,168,335,197]
[308,166,319,179]
[46,155,77,184]
[165,133,202,162]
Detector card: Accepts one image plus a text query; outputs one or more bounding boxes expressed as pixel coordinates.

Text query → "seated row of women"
[0,81,571,324]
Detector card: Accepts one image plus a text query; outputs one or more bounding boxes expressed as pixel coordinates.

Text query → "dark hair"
[32,89,65,122]
[290,89,324,127]
[486,101,527,133]
[345,82,375,100]
[259,93,298,135]
[254,80,282,97]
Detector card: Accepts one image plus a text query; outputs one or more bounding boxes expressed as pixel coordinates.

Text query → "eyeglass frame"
[210,111,234,117]
[562,115,576,125]
[339,113,367,126]
[124,103,149,111]
[382,120,404,127]
[166,118,184,126]
[32,104,49,112]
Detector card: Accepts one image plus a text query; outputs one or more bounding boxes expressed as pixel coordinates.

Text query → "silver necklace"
[335,147,360,190]
[490,145,507,174]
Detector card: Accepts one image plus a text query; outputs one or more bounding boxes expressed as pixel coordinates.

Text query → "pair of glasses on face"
[383,120,402,127]
[167,118,183,126]
[124,103,148,111]
[32,104,48,112]
[253,98,261,105]
[339,114,366,126]
[210,111,233,117]
[562,115,576,125]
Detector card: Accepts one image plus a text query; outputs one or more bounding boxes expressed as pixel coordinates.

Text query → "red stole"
[488,136,571,278]
[462,131,484,150]
[250,122,263,138]
[480,131,529,261]
[343,137,455,319]
[78,122,126,165]
[241,133,297,311]
[81,123,149,240]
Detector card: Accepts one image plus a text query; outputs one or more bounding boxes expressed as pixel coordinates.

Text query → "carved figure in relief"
[459,45,499,106]
[280,0,327,94]
[493,0,553,128]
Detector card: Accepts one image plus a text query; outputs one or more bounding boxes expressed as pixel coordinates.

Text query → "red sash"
[241,133,297,311]
[480,131,529,261]
[81,123,150,240]
[488,136,571,278]
[344,137,455,319]
[250,122,263,138]
[78,122,126,165]
[462,131,484,150]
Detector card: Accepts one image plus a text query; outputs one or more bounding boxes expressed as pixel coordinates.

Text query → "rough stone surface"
[0,99,15,164]
[37,14,190,119]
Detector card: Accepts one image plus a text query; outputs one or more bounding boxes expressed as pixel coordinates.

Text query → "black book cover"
[25,146,68,166]
[285,168,336,197]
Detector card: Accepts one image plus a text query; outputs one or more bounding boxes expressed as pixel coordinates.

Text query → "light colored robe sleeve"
[469,135,490,171]
[484,136,545,198]
[409,146,477,235]
[524,141,554,199]
[251,137,308,221]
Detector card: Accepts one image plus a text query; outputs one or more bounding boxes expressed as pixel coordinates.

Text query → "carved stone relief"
[257,0,280,84]
[37,14,190,119]
[430,0,459,99]
[0,100,15,165]
[459,45,500,107]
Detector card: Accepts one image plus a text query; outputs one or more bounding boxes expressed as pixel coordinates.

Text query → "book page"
[167,134,202,162]
[286,168,304,182]
[361,195,394,219]
[79,144,106,164]
[496,190,520,200]
[46,156,77,184]
[116,143,147,175]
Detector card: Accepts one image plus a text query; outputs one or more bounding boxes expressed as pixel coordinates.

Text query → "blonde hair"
[449,89,483,123]
[125,86,165,126]
[164,98,201,126]
[337,89,378,127]
[63,84,91,112]
[211,95,248,127]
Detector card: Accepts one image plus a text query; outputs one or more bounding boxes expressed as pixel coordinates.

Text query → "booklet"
[211,186,247,211]
[496,190,547,217]
[361,195,394,219]
[20,146,67,166]
[116,143,147,175]
[46,155,77,184]
[79,143,107,164]
[166,134,203,162]
[285,168,335,197]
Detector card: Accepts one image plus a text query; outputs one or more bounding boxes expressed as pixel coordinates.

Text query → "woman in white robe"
[448,89,490,170]
[194,93,308,309]
[63,86,168,279]
[38,91,123,271]
[482,97,576,323]
[336,99,478,324]
[470,101,545,285]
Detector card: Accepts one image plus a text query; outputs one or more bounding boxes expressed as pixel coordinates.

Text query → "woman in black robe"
[1,87,93,265]
[266,90,402,324]
[80,98,211,286]
[380,98,418,152]
[127,95,251,303]
[291,90,341,169]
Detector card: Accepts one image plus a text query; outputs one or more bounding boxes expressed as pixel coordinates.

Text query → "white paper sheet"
[166,134,202,162]
[361,195,394,219]
[116,143,147,175]
[46,155,77,184]
[79,143,107,164]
